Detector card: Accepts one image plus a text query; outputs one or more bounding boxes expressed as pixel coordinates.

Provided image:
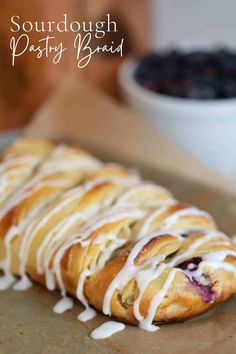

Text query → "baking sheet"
[0,134,236,354]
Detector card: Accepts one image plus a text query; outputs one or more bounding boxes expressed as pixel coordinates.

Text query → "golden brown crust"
[0,138,53,207]
[85,233,236,324]
[0,138,235,330]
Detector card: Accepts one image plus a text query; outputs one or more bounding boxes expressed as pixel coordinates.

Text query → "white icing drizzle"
[137,206,213,240]
[182,250,236,288]
[163,207,214,229]
[0,156,40,171]
[139,268,178,332]
[0,156,41,204]
[0,176,72,220]
[75,233,128,320]
[15,178,111,280]
[90,321,125,339]
[0,146,104,289]
[202,250,236,262]
[39,145,102,175]
[202,250,236,276]
[133,260,166,321]
[38,213,86,274]
[168,231,230,267]
[0,145,101,220]
[14,170,141,287]
[116,182,174,207]
[0,226,19,273]
[50,207,146,314]
[0,273,16,290]
[13,274,32,291]
[75,268,93,310]
[42,212,88,289]
[0,198,55,282]
[0,156,40,191]
[53,296,74,314]
[78,307,97,322]
[102,231,181,316]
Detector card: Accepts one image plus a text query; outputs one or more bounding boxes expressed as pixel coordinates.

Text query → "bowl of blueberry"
[119,47,236,177]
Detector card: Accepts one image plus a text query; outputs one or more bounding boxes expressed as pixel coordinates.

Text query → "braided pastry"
[0,138,235,339]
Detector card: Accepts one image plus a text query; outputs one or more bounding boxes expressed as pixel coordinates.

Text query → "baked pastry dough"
[0,138,235,337]
[0,138,53,207]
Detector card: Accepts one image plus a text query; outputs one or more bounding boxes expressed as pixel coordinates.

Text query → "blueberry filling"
[177,257,217,303]
[180,230,203,238]
[177,257,202,271]
[189,277,216,303]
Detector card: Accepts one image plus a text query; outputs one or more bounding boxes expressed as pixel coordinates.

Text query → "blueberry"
[134,48,236,99]
[177,257,202,271]
[220,78,236,98]
[190,277,216,303]
[215,49,236,76]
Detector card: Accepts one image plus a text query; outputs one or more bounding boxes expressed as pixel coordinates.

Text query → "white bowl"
[118,59,236,178]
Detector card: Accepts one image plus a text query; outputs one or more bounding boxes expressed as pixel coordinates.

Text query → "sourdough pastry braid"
[0,138,235,336]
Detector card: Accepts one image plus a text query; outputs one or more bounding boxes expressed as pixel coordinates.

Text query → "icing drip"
[203,250,236,263]
[0,225,19,273]
[78,307,97,322]
[42,213,88,291]
[137,206,170,239]
[90,321,125,339]
[76,269,93,313]
[0,273,16,290]
[139,268,178,332]
[133,262,166,321]
[53,296,74,314]
[13,274,32,291]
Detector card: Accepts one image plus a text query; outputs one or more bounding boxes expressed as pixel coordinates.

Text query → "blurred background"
[0,0,150,130]
[1,0,236,130]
